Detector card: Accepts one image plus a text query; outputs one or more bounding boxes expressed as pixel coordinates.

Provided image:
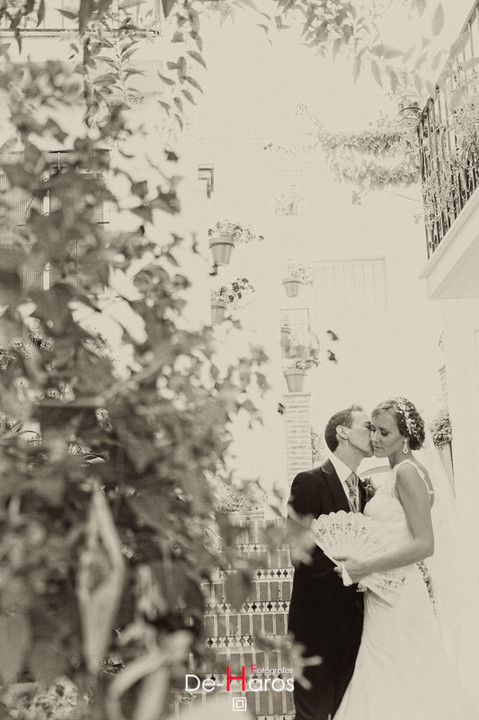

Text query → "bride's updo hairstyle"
[372,397,426,451]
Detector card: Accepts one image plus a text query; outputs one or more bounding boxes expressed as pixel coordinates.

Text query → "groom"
[287,404,373,720]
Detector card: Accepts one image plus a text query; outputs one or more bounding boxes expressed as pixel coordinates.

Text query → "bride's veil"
[414,433,479,704]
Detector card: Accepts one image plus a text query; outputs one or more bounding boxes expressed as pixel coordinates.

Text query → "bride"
[333,397,479,720]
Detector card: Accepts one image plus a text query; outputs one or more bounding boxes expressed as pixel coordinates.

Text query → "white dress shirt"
[329,454,358,508]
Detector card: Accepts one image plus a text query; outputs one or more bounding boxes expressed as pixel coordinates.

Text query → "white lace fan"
[311,511,405,605]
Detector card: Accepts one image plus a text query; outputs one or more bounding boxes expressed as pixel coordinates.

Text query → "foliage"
[221,0,445,97]
[210,277,255,309]
[0,680,81,720]
[210,476,266,514]
[288,355,320,371]
[430,409,452,447]
[267,101,422,201]
[0,2,268,718]
[311,429,328,464]
[208,220,263,244]
[287,262,314,286]
[417,560,435,606]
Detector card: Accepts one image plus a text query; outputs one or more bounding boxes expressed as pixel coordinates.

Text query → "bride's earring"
[402,439,409,455]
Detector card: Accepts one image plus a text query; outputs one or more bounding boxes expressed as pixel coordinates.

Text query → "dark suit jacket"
[288,459,367,659]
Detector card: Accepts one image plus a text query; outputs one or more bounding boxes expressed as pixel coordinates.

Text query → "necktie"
[346,472,359,512]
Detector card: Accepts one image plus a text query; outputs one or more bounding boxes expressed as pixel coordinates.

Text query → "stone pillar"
[283,392,312,486]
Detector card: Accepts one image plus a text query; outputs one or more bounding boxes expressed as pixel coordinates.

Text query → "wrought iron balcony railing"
[418,0,479,258]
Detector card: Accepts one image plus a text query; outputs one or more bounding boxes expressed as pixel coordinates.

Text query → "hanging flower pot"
[208,221,264,266]
[284,367,307,392]
[209,236,235,266]
[282,276,303,298]
[210,298,228,324]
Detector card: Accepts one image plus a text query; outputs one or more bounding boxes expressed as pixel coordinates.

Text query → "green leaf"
[371,43,403,60]
[121,44,140,61]
[128,493,167,529]
[79,0,93,33]
[371,61,382,87]
[97,55,116,67]
[0,271,22,306]
[0,613,31,683]
[95,72,118,84]
[131,180,148,199]
[29,640,68,683]
[177,56,187,80]
[332,38,342,61]
[181,89,196,105]
[59,9,79,20]
[158,100,171,114]
[162,0,176,18]
[30,285,74,335]
[224,569,252,611]
[387,68,399,94]
[37,0,45,25]
[0,248,25,272]
[158,71,175,86]
[131,204,153,223]
[352,54,361,83]
[414,0,426,15]
[431,3,444,36]
[187,50,207,69]
[184,75,203,93]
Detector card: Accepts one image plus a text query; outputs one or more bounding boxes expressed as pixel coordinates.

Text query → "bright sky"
[195,0,473,139]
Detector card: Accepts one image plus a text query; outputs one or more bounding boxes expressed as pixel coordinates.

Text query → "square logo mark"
[232,696,247,712]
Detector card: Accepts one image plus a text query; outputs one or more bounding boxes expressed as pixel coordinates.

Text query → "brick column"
[283,392,312,485]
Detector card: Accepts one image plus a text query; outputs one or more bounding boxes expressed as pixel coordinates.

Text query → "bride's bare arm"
[338,464,434,580]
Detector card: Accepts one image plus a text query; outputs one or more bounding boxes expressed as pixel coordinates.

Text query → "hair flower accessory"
[392,397,421,442]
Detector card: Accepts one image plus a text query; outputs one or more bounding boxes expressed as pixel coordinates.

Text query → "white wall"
[440,299,479,552]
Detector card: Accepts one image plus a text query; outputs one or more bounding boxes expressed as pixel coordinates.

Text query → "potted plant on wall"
[210,277,255,324]
[283,356,320,392]
[430,408,454,484]
[282,262,314,298]
[208,220,263,266]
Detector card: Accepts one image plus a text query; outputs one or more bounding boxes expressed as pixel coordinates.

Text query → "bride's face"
[370,410,405,459]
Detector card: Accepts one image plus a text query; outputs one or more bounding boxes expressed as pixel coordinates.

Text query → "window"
[438,364,448,405]
[0,150,109,291]
[198,165,214,199]
[274,170,305,216]
[314,258,387,318]
[280,308,310,343]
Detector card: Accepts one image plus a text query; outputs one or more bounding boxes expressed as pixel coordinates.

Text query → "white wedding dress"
[334,460,479,720]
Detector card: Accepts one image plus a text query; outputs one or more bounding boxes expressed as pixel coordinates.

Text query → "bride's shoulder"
[395,459,433,496]
[395,458,429,480]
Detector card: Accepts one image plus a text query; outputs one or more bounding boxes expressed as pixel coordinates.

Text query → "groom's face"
[345,411,374,457]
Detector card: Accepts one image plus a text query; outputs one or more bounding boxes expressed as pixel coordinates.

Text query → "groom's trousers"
[293,613,362,720]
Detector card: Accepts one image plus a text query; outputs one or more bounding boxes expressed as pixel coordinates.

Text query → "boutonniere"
[360,476,376,502]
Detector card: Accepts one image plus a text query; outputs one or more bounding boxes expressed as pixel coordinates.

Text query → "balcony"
[419,1,479,298]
